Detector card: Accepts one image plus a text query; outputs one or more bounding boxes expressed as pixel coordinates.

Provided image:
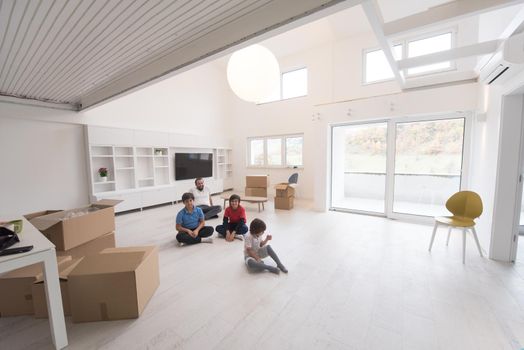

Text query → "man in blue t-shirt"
[176,192,214,245]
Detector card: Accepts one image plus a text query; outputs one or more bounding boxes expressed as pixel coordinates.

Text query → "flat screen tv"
[175,153,213,181]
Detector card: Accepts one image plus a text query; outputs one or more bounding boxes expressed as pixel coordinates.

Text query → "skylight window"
[363,30,455,84]
[407,32,453,76]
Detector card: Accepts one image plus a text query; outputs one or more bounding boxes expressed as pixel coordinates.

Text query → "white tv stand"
[85,126,232,213]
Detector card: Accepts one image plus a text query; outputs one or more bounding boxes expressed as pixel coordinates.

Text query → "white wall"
[0,117,89,218]
[0,63,234,216]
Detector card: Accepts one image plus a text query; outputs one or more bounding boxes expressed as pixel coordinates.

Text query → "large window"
[259,68,308,103]
[363,30,454,84]
[331,114,468,218]
[248,135,304,167]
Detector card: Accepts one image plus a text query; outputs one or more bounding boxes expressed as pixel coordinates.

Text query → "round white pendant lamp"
[226,44,280,103]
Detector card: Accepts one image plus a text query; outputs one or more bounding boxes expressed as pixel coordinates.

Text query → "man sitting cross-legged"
[189,177,222,220]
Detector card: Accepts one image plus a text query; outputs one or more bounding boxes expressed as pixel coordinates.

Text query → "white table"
[0,218,67,349]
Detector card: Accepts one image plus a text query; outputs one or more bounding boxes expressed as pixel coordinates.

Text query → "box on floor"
[274,196,294,210]
[0,256,72,317]
[26,199,121,251]
[68,246,159,323]
[32,257,84,318]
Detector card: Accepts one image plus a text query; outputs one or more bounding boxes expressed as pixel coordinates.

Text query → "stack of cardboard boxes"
[274,183,296,210]
[0,200,159,322]
[245,175,270,197]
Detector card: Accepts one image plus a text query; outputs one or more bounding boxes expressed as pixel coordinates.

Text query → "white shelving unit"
[216,148,233,190]
[86,126,233,212]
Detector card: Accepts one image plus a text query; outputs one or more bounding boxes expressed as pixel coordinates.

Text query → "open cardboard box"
[0,256,71,317]
[32,257,84,318]
[275,183,296,197]
[28,199,121,251]
[68,246,159,322]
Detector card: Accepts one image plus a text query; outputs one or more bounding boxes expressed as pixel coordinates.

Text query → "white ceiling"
[0,0,522,110]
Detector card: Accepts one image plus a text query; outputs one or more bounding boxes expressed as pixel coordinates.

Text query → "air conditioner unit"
[479,31,524,85]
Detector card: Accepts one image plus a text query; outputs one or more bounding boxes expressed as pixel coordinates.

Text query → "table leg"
[262,202,265,211]
[42,250,68,349]
[223,199,226,209]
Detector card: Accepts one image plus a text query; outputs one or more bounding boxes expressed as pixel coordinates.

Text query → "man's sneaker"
[278,264,288,273]
[177,241,184,247]
[234,234,244,241]
[201,237,213,243]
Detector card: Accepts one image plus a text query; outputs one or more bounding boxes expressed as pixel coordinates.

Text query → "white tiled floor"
[2,197,524,349]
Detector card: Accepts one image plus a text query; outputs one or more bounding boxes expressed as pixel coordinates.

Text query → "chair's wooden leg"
[429,222,439,251]
[462,228,467,264]
[446,226,452,246]
[471,227,484,257]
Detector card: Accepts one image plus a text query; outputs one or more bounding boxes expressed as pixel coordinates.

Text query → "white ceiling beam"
[397,40,501,70]
[384,0,523,37]
[403,70,478,90]
[475,5,524,72]
[362,0,405,87]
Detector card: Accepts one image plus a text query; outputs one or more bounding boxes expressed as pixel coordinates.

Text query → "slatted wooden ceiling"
[0,0,350,110]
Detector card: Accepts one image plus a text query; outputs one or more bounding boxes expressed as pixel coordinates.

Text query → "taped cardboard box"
[275,183,296,197]
[274,196,294,210]
[246,175,269,188]
[68,246,159,323]
[28,199,121,251]
[32,257,84,318]
[56,232,116,259]
[245,187,268,197]
[0,256,71,317]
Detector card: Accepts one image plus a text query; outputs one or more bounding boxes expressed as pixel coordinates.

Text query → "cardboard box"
[28,199,121,251]
[246,175,269,188]
[32,258,84,318]
[56,232,116,259]
[24,210,62,221]
[68,246,159,322]
[0,256,71,317]
[275,183,296,197]
[245,187,268,197]
[274,196,294,210]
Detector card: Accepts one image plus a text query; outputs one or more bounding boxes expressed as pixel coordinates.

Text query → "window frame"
[257,67,308,104]
[362,28,457,85]
[247,134,304,168]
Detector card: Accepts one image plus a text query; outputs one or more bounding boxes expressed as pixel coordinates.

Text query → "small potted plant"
[98,167,108,182]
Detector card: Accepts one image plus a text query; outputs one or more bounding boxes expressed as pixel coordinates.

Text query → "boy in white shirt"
[244,218,287,274]
[189,177,222,220]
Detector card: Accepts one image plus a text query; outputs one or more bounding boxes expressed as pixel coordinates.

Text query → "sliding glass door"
[331,114,468,219]
[392,118,465,217]
[331,122,387,214]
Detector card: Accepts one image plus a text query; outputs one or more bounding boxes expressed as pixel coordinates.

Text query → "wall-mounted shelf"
[86,126,233,212]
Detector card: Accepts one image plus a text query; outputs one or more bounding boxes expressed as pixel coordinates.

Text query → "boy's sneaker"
[234,234,244,241]
[201,237,213,243]
[177,242,184,247]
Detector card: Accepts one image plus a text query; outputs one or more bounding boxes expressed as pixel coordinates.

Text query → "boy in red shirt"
[216,194,248,242]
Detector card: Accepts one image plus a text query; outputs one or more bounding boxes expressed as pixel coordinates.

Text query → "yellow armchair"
[428,191,484,263]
